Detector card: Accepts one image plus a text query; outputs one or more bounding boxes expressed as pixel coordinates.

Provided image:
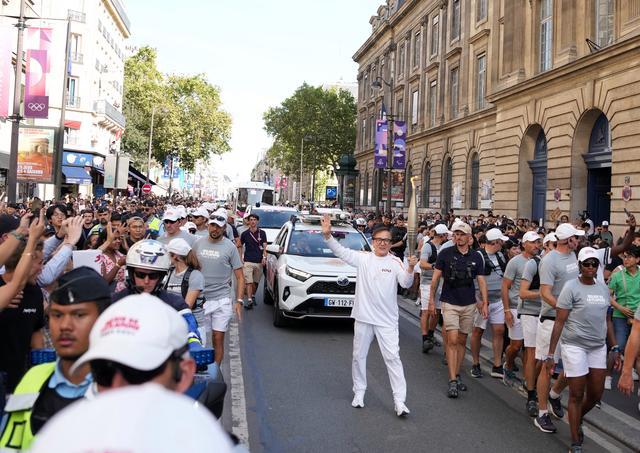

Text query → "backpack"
[479,249,507,276]
[180,268,206,309]
[426,241,437,264]
[529,256,541,290]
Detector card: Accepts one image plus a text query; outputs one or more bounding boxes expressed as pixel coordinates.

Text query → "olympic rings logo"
[28,103,46,112]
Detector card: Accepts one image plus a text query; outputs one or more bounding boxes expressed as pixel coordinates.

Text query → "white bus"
[230,181,274,218]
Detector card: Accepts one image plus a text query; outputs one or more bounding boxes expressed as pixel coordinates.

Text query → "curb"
[397,296,640,452]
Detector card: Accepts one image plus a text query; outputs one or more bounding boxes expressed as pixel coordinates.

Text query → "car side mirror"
[266,244,281,255]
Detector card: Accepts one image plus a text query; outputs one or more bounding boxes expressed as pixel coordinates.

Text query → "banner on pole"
[0,25,12,118]
[17,126,56,183]
[392,121,406,169]
[374,120,388,169]
[24,27,53,119]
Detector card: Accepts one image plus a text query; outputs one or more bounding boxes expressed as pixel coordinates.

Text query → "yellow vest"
[147,217,161,233]
[0,362,55,451]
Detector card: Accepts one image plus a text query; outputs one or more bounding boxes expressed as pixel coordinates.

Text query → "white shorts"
[420,283,442,311]
[473,302,505,329]
[561,343,607,378]
[520,314,538,348]
[507,309,523,341]
[535,318,562,361]
[204,297,233,333]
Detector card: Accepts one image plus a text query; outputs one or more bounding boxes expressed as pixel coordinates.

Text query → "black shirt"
[0,279,45,392]
[390,226,407,259]
[435,246,484,306]
[240,229,267,263]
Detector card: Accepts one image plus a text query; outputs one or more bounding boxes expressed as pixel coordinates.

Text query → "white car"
[264,213,371,327]
[243,205,299,244]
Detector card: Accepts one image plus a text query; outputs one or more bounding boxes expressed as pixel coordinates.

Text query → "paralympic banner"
[0,25,12,118]
[392,121,407,169]
[17,126,56,183]
[24,28,53,119]
[374,119,388,169]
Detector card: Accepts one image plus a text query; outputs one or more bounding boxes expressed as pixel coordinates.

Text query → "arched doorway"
[529,131,548,223]
[467,152,480,210]
[584,113,612,225]
[422,162,431,208]
[442,156,453,214]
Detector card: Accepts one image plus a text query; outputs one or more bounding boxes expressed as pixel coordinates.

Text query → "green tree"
[122,47,232,172]
[263,83,356,178]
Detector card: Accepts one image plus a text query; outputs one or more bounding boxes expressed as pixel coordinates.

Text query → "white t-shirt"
[326,236,413,328]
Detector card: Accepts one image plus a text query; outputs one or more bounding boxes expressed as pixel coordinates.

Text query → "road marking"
[398,306,626,452]
[228,318,250,448]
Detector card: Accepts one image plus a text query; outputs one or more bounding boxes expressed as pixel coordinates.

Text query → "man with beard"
[89,206,110,237]
[0,267,109,451]
[77,209,96,250]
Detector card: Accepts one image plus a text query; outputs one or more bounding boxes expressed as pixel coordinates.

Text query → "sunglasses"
[163,219,178,224]
[209,215,226,223]
[133,270,162,280]
[581,260,599,268]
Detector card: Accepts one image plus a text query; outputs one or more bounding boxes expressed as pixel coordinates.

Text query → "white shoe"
[351,394,364,408]
[633,369,639,381]
[604,376,612,390]
[395,402,410,417]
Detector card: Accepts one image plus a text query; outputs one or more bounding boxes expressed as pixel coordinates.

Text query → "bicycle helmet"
[125,239,171,294]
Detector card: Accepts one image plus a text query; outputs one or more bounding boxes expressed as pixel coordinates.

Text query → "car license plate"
[324,297,353,307]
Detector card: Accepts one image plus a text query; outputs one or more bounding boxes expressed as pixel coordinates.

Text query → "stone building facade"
[353,0,640,235]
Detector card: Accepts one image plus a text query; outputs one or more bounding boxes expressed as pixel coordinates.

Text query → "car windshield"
[287,230,371,257]
[253,210,297,228]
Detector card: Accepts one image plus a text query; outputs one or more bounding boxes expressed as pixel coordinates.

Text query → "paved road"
[220,285,629,453]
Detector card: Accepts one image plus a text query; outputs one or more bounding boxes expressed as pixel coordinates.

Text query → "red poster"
[17,126,56,183]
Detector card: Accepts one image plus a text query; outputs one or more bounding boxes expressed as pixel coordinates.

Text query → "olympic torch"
[407,176,418,257]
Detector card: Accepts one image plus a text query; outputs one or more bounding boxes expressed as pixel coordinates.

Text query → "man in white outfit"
[321,214,418,417]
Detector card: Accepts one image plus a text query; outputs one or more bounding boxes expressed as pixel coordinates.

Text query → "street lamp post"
[146,106,155,184]
[299,137,304,205]
[372,76,395,215]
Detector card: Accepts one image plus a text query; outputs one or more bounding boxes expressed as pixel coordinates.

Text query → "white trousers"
[352,320,407,403]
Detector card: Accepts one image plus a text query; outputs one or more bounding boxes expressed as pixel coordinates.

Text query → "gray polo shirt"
[484,252,504,303]
[192,236,242,301]
[539,249,579,318]
[557,279,610,349]
[158,230,196,247]
[503,254,529,310]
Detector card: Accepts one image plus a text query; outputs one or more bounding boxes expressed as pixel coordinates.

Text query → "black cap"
[50,267,111,312]
[97,206,109,213]
[0,215,20,236]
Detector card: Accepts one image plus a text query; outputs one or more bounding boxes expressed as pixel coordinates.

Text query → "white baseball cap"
[451,222,472,235]
[30,383,234,453]
[578,246,600,263]
[181,221,197,231]
[192,207,209,218]
[433,224,452,236]
[486,228,509,242]
[71,294,188,374]
[161,209,180,222]
[208,212,227,227]
[522,231,542,243]
[167,238,192,256]
[176,206,187,219]
[555,223,586,240]
[601,221,609,226]
[543,232,557,245]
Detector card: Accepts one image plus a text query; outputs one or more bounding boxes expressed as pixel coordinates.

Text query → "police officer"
[0,267,110,451]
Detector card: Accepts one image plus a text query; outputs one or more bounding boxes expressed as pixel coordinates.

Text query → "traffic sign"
[325,186,337,200]
[142,183,152,194]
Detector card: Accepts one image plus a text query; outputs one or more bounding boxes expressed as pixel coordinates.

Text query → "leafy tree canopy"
[122,46,231,172]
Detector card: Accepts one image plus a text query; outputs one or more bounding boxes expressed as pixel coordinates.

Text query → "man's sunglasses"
[133,270,162,280]
[163,219,178,224]
[581,260,599,268]
[209,215,226,223]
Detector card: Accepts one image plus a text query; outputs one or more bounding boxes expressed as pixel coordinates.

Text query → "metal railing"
[68,10,86,23]
[94,99,126,128]
[66,96,81,108]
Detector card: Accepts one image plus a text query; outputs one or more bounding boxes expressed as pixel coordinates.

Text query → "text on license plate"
[324,298,354,307]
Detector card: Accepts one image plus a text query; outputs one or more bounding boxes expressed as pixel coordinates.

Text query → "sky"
[124,0,382,181]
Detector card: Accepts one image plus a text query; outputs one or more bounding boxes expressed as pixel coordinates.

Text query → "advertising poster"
[381,170,405,202]
[374,120,388,169]
[392,121,406,169]
[17,126,56,183]
[452,181,463,208]
[480,179,493,209]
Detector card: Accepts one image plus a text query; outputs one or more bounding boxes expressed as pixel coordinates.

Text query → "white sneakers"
[351,394,409,417]
[351,394,364,408]
[394,402,410,417]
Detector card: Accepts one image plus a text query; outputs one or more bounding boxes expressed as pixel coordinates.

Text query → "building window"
[422,162,431,208]
[539,0,553,72]
[412,31,421,67]
[363,172,369,206]
[469,153,480,209]
[475,53,486,110]
[431,14,439,56]
[370,65,376,98]
[451,0,461,41]
[363,73,368,101]
[369,115,374,144]
[411,90,419,125]
[361,118,366,148]
[450,67,459,119]
[476,0,488,22]
[396,98,404,119]
[429,80,437,127]
[66,77,79,107]
[397,44,405,77]
[595,0,614,47]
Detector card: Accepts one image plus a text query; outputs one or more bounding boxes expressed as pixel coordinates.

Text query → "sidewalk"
[396,295,640,452]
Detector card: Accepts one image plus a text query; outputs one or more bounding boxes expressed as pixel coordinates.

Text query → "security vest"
[0,363,55,451]
[147,216,161,234]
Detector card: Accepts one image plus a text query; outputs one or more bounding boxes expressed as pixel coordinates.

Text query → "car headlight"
[285,266,312,282]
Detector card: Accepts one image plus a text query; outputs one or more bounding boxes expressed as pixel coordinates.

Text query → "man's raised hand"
[321,214,332,239]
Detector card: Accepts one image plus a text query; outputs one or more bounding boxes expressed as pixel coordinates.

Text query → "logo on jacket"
[337,276,349,287]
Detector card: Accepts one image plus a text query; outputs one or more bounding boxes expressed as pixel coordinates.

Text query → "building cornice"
[103,0,131,38]
[489,33,640,103]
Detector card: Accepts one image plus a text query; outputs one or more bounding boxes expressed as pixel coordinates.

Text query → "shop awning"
[0,152,8,170]
[62,166,92,185]
[128,165,156,185]
[64,120,81,129]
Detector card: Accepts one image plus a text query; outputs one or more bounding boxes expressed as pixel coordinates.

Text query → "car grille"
[307,281,356,295]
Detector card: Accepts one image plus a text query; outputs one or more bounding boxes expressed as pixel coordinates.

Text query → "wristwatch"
[235,299,244,304]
